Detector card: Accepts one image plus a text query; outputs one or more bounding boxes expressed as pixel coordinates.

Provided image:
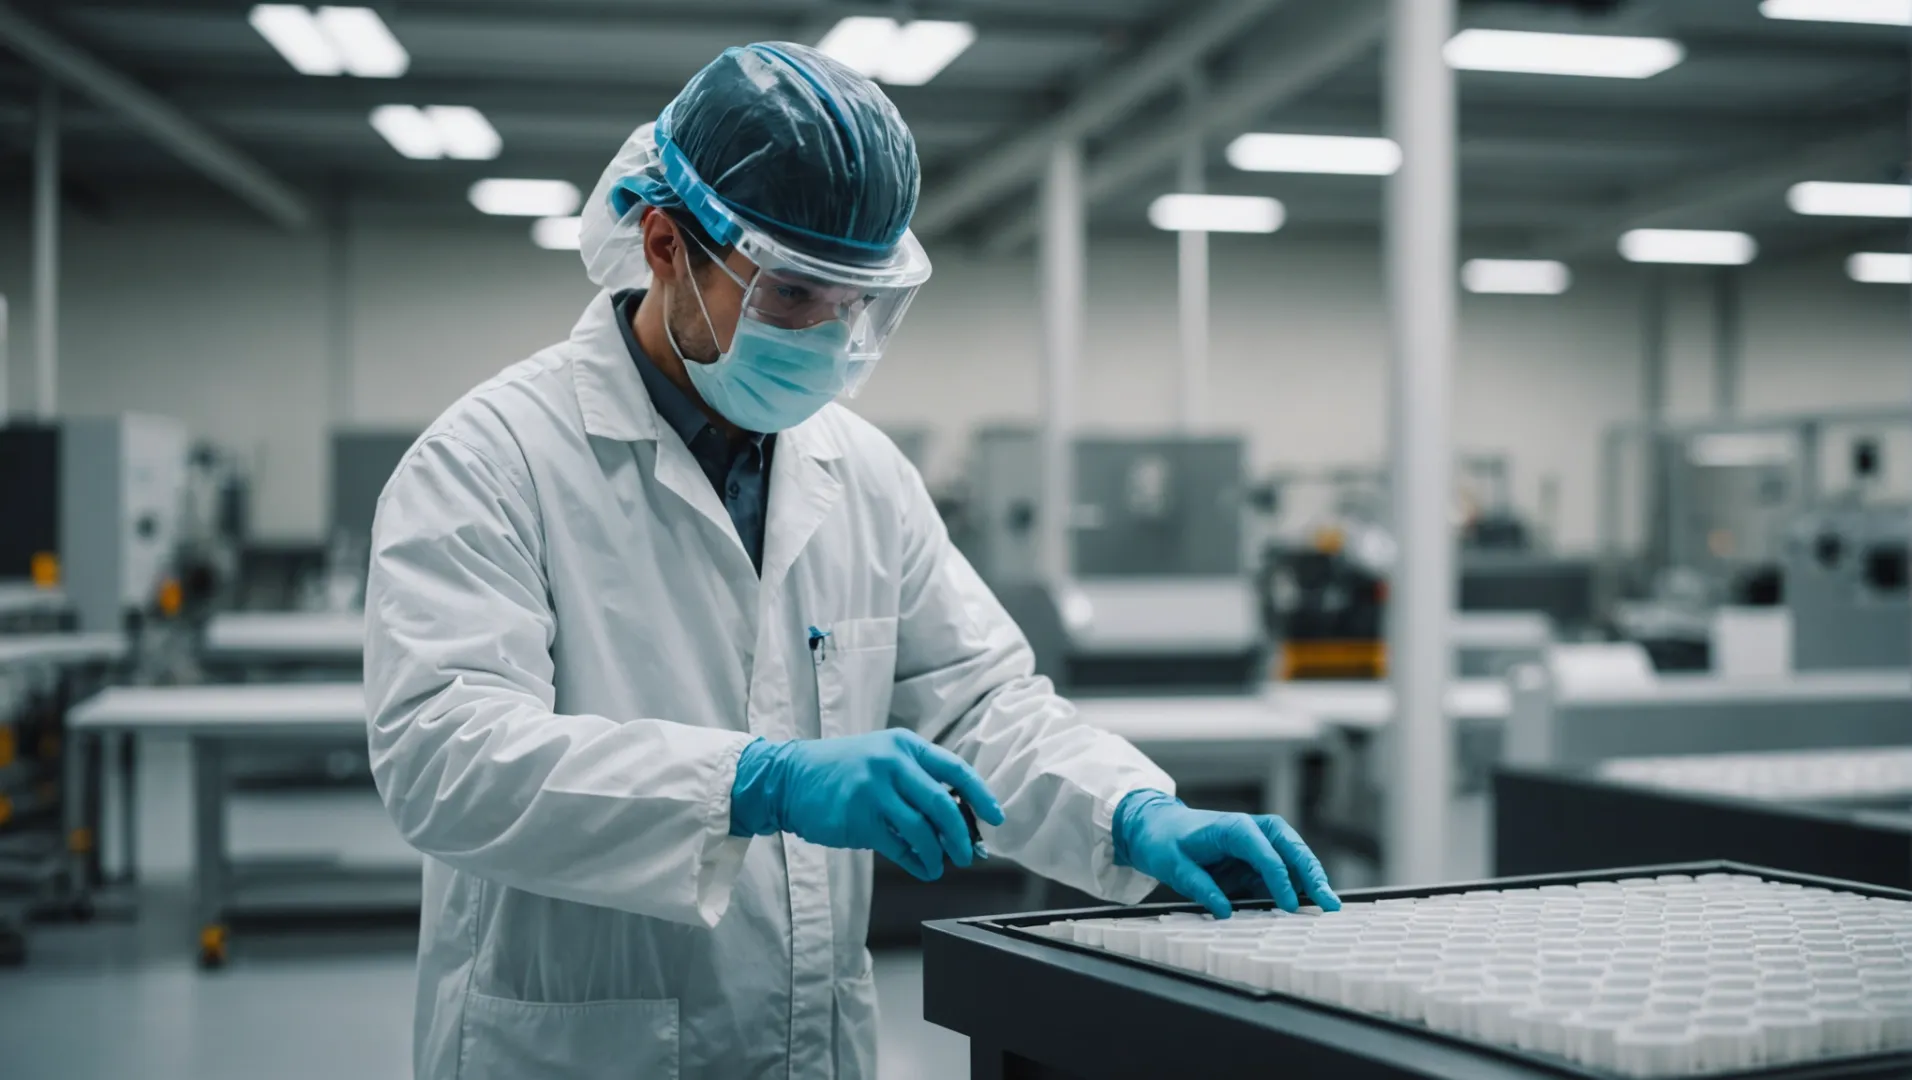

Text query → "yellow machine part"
[1279,639,1387,681]
[30,552,60,589]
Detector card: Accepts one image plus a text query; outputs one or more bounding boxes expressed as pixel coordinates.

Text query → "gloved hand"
[730,729,1004,881]
[1112,790,1340,919]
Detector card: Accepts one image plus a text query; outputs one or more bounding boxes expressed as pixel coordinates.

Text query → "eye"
[774,283,812,305]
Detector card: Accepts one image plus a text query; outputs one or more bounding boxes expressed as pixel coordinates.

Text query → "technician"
[365,42,1338,1080]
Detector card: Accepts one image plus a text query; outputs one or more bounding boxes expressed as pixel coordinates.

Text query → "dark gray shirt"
[613,290,772,572]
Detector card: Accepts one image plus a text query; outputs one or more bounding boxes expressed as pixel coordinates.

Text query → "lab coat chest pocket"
[813,616,898,739]
[459,991,678,1080]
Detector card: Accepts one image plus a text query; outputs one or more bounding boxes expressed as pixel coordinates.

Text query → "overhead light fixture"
[1847,252,1912,284]
[1444,29,1684,78]
[469,179,581,218]
[532,216,584,251]
[1226,133,1402,176]
[1147,193,1285,234]
[1787,181,1912,218]
[248,5,341,76]
[249,5,409,78]
[370,105,501,160]
[1461,259,1572,295]
[1619,229,1758,266]
[1760,0,1912,26]
[817,16,975,86]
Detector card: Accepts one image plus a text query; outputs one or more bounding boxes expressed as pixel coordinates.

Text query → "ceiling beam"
[983,0,1387,253]
[0,2,311,229]
[1539,117,1908,259]
[910,0,1294,240]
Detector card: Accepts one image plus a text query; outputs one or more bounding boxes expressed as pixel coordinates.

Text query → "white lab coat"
[364,291,1174,1080]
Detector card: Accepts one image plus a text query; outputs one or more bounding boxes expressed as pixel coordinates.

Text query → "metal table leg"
[60,725,93,907]
[1265,745,1302,825]
[191,736,230,969]
[117,731,137,885]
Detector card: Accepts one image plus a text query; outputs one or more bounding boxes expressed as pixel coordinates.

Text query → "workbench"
[200,611,364,674]
[1496,750,1912,888]
[1072,695,1322,823]
[64,682,415,968]
[924,862,1912,1080]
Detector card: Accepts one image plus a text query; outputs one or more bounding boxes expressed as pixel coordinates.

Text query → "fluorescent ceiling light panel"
[1619,229,1758,265]
[1787,181,1912,218]
[469,179,581,217]
[370,105,441,159]
[1226,133,1402,176]
[427,106,501,160]
[1148,193,1285,234]
[532,216,584,251]
[817,17,975,85]
[249,5,342,76]
[1760,0,1912,25]
[1847,252,1912,284]
[315,6,409,77]
[1462,259,1572,295]
[1444,29,1684,78]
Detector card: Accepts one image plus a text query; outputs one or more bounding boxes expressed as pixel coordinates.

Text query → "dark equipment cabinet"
[1494,766,1912,889]
[923,863,1912,1080]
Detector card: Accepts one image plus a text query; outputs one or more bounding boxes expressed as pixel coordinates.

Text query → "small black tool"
[951,785,990,860]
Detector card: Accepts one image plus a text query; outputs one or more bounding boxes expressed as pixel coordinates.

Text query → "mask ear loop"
[667,232,731,365]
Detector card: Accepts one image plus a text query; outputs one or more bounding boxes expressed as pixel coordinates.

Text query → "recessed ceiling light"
[817,17,975,86]
[1147,193,1285,234]
[1619,229,1758,265]
[532,216,584,251]
[1846,252,1912,284]
[1462,259,1572,295]
[249,5,408,78]
[1760,0,1912,26]
[1226,134,1402,176]
[469,179,581,217]
[427,106,501,161]
[1444,29,1684,78]
[1787,181,1912,218]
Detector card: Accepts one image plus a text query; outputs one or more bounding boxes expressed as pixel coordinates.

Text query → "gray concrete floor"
[0,883,968,1080]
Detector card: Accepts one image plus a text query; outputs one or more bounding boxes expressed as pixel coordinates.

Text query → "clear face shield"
[580,120,931,401]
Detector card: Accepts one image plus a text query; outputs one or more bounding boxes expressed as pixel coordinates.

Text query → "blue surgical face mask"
[665,250,853,434]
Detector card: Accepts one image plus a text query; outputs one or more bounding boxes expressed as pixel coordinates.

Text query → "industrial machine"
[1783,502,1909,672]
[961,427,1264,695]
[319,429,419,611]
[0,415,191,633]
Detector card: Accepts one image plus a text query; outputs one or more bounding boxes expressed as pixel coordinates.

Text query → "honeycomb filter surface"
[1599,748,1912,803]
[1029,874,1912,1078]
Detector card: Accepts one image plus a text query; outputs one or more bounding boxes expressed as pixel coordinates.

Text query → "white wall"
[3,209,1906,547]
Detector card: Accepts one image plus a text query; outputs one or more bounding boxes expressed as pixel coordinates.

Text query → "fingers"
[1212,816,1301,913]
[1258,816,1340,911]
[1163,855,1234,920]
[891,766,975,868]
[880,794,946,881]
[871,828,939,882]
[904,737,1004,827]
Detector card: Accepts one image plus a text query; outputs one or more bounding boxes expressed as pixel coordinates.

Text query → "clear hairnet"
[580,41,922,291]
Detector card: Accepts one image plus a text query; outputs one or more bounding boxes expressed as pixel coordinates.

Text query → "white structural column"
[33,78,60,418]
[1039,140,1086,585]
[1176,76,1210,432]
[1383,0,1457,886]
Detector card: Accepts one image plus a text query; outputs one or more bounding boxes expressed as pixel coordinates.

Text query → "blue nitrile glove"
[730,730,1005,882]
[1112,790,1341,919]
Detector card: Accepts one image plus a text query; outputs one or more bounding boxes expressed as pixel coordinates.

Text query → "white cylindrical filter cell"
[1613,1019,1695,1078]
[1137,924,1178,962]
[1691,1012,1760,1072]
[1383,969,1435,1021]
[1817,1004,1886,1055]
[1339,964,1394,1012]
[1570,1006,1643,1068]
[1103,922,1142,957]
[1168,932,1218,971]
[1752,1007,1822,1065]
[1423,986,1475,1035]
[1205,941,1263,982]
[1469,993,1529,1044]
[1510,1005,1577,1055]
[1705,990,1758,1014]
[1244,951,1299,992]
[1071,920,1110,947]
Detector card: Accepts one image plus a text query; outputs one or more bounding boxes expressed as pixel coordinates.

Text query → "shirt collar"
[612,289,763,452]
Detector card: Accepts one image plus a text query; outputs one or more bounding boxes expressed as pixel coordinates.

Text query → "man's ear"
[640,207,682,284]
